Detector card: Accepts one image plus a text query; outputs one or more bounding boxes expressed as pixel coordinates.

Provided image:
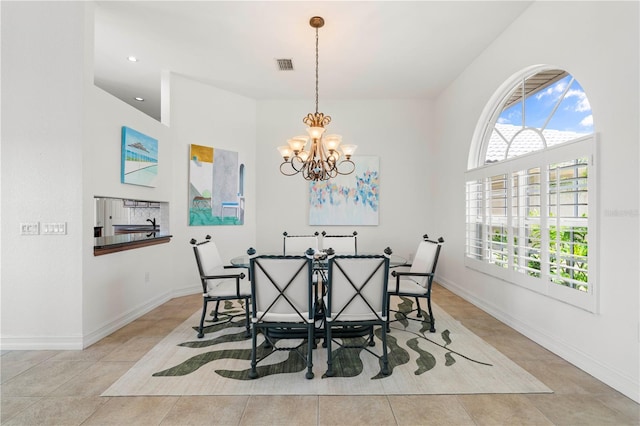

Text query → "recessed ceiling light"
[127,56,138,62]
[134,97,144,102]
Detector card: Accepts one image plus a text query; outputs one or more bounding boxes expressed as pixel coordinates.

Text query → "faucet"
[147,218,157,228]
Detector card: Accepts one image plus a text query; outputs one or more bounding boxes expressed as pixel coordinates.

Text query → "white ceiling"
[94,1,534,120]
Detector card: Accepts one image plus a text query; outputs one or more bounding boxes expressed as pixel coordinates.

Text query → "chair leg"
[322,315,328,348]
[306,323,314,379]
[243,297,251,337]
[249,325,259,379]
[415,297,422,318]
[325,323,334,377]
[212,300,221,321]
[427,296,435,333]
[198,300,208,338]
[380,324,390,376]
[386,294,391,332]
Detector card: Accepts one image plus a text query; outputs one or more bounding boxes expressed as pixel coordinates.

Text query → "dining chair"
[282,231,319,255]
[191,235,250,339]
[248,248,316,379]
[324,251,391,377]
[321,230,358,254]
[386,234,444,333]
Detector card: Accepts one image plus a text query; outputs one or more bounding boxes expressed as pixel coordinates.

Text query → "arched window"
[465,67,597,312]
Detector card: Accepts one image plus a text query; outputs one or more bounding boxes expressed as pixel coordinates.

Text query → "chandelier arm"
[318,141,334,176]
[290,155,306,172]
[335,159,356,176]
[280,161,302,176]
[302,159,320,181]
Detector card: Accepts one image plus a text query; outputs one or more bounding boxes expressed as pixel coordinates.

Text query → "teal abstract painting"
[189,144,244,226]
[121,126,159,187]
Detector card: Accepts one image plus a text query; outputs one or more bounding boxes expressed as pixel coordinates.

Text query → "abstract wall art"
[309,156,379,226]
[189,144,244,226]
[121,126,159,187]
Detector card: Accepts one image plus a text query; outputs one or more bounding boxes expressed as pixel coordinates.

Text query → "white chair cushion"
[409,241,438,286]
[252,312,313,323]
[324,257,388,322]
[284,236,318,255]
[322,236,356,254]
[206,276,250,297]
[198,241,225,273]
[323,295,385,322]
[390,277,429,295]
[252,257,313,323]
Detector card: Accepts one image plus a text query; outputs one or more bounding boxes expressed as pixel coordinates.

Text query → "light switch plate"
[42,222,67,235]
[20,222,40,235]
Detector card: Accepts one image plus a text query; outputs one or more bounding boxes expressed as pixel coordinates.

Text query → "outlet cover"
[20,222,39,235]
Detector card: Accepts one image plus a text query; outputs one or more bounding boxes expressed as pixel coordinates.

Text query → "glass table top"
[230,252,407,269]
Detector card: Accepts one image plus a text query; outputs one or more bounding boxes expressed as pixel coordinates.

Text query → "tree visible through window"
[466,67,596,311]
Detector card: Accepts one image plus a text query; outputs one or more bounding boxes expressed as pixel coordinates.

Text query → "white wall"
[1,1,86,349]
[82,86,174,346]
[1,2,258,349]
[255,99,434,259]
[167,73,257,295]
[433,1,639,401]
[81,51,258,346]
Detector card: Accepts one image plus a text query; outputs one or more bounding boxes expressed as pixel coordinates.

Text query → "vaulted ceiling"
[94,1,534,120]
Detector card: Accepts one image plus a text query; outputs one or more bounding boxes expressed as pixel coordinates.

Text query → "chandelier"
[278,16,357,181]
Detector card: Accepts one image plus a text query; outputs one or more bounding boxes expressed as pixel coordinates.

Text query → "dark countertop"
[94,232,172,249]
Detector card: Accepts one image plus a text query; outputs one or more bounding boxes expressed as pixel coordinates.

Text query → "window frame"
[466,66,598,313]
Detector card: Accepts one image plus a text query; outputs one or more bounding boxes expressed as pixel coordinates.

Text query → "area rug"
[103,297,552,396]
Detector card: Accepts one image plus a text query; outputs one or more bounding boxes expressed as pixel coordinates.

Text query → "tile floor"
[1,284,638,425]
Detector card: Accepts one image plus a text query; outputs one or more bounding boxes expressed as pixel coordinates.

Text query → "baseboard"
[82,285,201,348]
[171,284,201,299]
[437,275,640,403]
[0,335,84,350]
[82,292,173,348]
[1,286,202,351]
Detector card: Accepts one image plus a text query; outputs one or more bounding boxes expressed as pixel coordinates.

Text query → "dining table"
[229,250,407,270]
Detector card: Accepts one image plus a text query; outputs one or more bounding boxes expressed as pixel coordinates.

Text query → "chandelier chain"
[277,16,357,181]
[315,26,319,114]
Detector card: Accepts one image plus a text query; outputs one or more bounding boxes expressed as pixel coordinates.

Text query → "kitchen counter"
[94,232,172,256]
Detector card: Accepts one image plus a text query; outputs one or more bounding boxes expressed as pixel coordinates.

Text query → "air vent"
[276,58,294,71]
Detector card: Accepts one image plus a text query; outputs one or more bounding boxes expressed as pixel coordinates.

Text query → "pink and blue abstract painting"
[309,156,379,226]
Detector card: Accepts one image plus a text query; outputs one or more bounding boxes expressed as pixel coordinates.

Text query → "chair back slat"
[283,233,319,255]
[193,241,226,292]
[250,256,313,322]
[410,240,441,287]
[322,234,357,254]
[326,255,389,322]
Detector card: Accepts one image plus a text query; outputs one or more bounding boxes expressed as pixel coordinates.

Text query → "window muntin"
[485,72,593,164]
[467,67,596,312]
